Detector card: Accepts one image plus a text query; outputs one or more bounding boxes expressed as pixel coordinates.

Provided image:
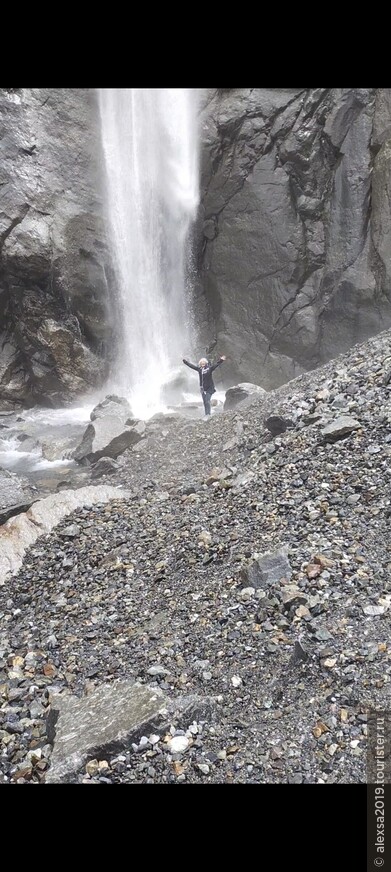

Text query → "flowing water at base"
[0,389,225,488]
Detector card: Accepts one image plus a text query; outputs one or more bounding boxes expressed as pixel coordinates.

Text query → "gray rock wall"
[196,88,391,388]
[0,88,115,407]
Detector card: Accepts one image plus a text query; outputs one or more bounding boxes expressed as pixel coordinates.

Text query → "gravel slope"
[1,329,390,784]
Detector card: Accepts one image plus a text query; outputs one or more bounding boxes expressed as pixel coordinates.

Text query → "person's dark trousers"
[202,390,212,415]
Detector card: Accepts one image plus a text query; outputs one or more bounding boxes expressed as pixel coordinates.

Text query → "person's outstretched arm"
[210,355,226,372]
[183,358,199,371]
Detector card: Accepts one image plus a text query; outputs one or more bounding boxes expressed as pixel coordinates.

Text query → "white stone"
[167,735,190,754]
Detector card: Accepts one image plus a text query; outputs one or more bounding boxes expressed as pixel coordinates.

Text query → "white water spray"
[98,88,201,418]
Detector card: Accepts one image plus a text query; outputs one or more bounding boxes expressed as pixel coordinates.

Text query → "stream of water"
[98,88,202,419]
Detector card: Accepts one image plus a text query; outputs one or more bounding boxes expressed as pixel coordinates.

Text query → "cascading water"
[98,88,201,419]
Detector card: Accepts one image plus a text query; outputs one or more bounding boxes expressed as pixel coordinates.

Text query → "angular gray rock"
[46,682,168,783]
[321,415,361,442]
[89,395,133,422]
[240,546,292,589]
[72,416,145,462]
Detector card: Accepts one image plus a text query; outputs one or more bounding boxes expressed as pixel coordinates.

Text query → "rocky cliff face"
[0,88,115,407]
[1,88,391,407]
[196,88,391,388]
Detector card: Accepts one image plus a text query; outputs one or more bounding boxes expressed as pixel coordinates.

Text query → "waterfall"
[98,88,201,419]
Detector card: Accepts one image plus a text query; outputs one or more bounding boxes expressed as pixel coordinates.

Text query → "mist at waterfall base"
[98,88,202,420]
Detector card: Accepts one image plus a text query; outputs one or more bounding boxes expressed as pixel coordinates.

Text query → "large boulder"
[72,394,145,462]
[46,682,168,783]
[224,382,266,411]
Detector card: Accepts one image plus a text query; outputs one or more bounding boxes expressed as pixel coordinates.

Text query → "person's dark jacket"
[183,357,224,394]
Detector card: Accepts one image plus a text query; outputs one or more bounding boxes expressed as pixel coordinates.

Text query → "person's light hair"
[198,357,208,367]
